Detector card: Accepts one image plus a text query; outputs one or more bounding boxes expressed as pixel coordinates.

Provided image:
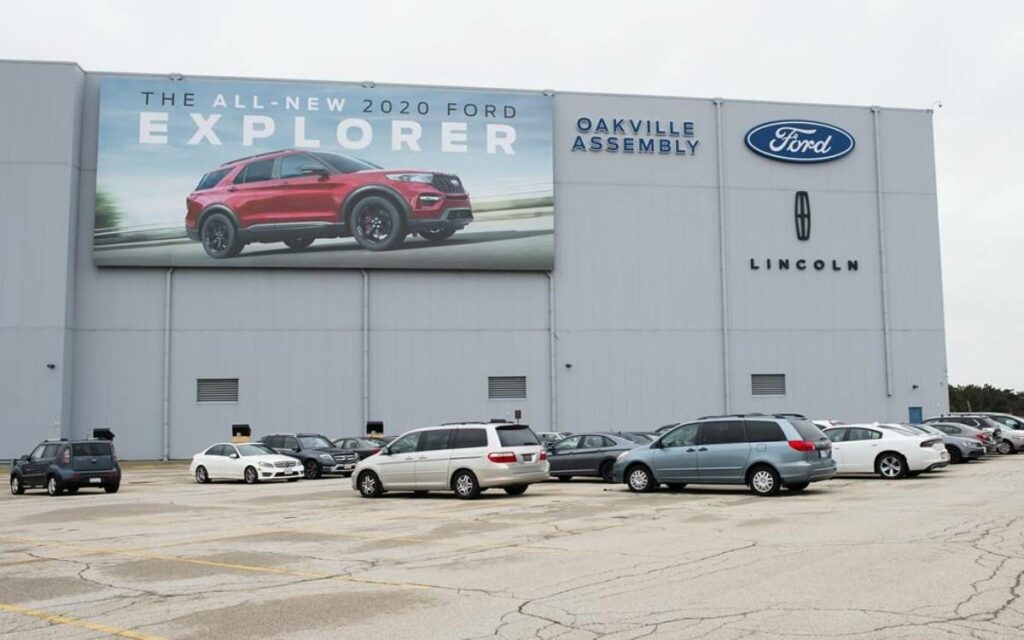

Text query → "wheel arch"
[624,461,656,482]
[449,467,478,490]
[744,461,779,485]
[874,450,907,468]
[342,185,412,226]
[197,204,241,233]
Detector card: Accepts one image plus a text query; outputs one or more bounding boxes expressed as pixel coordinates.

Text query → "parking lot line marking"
[0,603,166,640]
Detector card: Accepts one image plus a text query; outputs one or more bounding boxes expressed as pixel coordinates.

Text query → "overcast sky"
[2,0,1021,390]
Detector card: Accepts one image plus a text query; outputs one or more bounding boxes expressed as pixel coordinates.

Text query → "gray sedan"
[546,432,648,482]
[925,422,997,455]
[902,423,985,463]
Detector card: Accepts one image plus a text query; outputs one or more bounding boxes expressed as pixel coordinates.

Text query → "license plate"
[522,454,533,462]
[343,464,354,470]
[818,449,830,459]
[88,477,101,484]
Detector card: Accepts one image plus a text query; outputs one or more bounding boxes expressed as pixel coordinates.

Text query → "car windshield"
[310,152,381,173]
[299,435,333,449]
[71,442,112,456]
[618,433,652,444]
[359,438,385,447]
[238,444,276,456]
[881,425,921,436]
[909,424,944,436]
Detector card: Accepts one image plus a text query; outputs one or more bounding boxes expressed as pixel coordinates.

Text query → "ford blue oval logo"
[745,120,855,163]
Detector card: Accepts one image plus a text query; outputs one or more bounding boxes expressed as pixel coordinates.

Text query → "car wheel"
[200,212,243,259]
[46,475,64,497]
[418,226,457,242]
[194,466,211,484]
[947,447,962,464]
[626,464,655,493]
[65,486,79,494]
[749,465,781,497]
[452,470,481,500]
[599,460,615,483]
[557,475,573,482]
[350,196,407,251]
[303,460,322,480]
[358,471,383,498]
[244,466,259,485]
[876,453,908,479]
[283,238,315,250]
[666,483,687,491]
[103,483,120,494]
[786,482,810,492]
[504,484,528,496]
[997,440,1013,455]
[10,475,24,495]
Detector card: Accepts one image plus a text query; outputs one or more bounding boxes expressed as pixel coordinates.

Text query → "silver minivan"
[352,422,550,499]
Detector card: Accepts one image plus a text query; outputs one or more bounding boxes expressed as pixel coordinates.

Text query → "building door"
[908,406,923,424]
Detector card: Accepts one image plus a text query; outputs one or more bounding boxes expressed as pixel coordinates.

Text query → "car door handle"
[417,456,426,460]
[686,448,696,452]
[698,447,708,452]
[403,456,415,461]
[227,186,238,192]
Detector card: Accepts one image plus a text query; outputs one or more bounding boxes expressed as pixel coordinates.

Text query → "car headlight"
[386,173,433,184]
[319,454,334,462]
[258,461,274,469]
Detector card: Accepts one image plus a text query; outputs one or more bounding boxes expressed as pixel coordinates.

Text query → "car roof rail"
[220,149,291,166]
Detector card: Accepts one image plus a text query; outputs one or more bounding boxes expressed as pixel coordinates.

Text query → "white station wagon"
[352,422,550,499]
[190,442,302,484]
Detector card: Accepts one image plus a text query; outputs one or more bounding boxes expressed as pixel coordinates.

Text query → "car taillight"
[369,448,380,455]
[977,433,988,442]
[539,450,548,461]
[487,451,517,464]
[787,440,816,452]
[920,438,941,448]
[61,449,71,465]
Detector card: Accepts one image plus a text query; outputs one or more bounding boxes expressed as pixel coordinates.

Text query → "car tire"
[10,475,24,495]
[556,475,572,482]
[875,453,908,479]
[304,460,322,480]
[947,447,963,464]
[666,483,686,491]
[907,471,922,478]
[200,212,244,259]
[997,440,1013,455]
[283,238,315,250]
[286,478,300,483]
[350,196,407,251]
[419,226,457,242]
[748,465,782,497]
[195,466,211,484]
[786,482,810,492]
[103,483,120,494]
[358,471,383,498]
[244,466,259,485]
[625,464,655,493]
[65,486,79,494]
[452,470,481,500]
[46,475,64,497]
[504,484,528,496]
[599,460,615,483]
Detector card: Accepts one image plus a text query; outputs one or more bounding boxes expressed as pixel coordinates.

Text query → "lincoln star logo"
[795,191,811,241]
[745,120,855,163]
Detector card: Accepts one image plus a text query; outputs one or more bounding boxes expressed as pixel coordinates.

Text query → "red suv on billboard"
[185,150,473,258]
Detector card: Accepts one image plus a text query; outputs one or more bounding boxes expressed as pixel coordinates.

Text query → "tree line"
[949,384,1024,415]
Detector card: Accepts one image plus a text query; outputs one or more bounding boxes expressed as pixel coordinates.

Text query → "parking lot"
[1,457,1022,640]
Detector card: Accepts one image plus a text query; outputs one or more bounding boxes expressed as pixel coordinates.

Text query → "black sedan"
[546,432,649,482]
[332,437,390,460]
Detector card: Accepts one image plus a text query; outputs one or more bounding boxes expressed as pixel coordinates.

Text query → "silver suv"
[352,422,549,499]
[612,414,836,496]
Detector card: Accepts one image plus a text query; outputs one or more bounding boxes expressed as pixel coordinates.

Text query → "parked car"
[901,423,985,463]
[925,421,998,454]
[972,412,1024,431]
[613,414,836,497]
[332,437,389,460]
[654,422,683,435]
[546,433,646,482]
[616,431,658,442]
[535,431,571,446]
[259,433,360,479]
[924,415,1021,454]
[824,423,948,479]
[185,149,473,258]
[353,422,549,499]
[10,438,121,496]
[813,419,845,430]
[190,443,302,484]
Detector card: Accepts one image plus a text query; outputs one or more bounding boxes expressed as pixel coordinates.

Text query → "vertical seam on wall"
[714,99,730,412]
[362,270,369,426]
[547,272,556,431]
[871,107,893,397]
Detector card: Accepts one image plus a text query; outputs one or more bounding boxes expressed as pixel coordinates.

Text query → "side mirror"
[300,165,328,176]
[379,448,390,456]
[19,454,29,461]
[229,453,239,459]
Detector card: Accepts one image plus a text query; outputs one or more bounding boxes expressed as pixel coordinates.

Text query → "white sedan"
[190,442,303,484]
[824,423,949,479]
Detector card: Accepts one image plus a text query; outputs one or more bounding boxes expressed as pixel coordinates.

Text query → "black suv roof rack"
[697,413,807,420]
[220,149,292,167]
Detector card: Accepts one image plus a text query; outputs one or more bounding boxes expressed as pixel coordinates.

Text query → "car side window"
[661,423,699,448]
[224,445,238,457]
[452,428,488,449]
[279,154,320,179]
[283,437,300,451]
[28,444,47,461]
[699,421,746,445]
[419,429,453,452]
[745,420,787,442]
[581,435,607,449]
[389,432,421,455]
[342,440,358,449]
[825,428,847,442]
[41,444,61,459]
[204,445,219,455]
[553,435,581,451]
[241,158,275,183]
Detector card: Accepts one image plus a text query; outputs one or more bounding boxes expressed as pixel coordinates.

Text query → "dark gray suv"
[10,439,121,496]
[612,414,836,496]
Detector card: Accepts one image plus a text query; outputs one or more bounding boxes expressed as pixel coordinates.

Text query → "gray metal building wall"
[0,61,948,460]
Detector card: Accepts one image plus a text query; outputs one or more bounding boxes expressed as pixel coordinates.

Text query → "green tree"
[949,384,1024,415]
[94,187,123,230]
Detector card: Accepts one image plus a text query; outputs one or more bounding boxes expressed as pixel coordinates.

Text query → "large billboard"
[94,77,553,270]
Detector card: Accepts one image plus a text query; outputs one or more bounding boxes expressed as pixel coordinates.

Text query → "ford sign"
[745,120,855,163]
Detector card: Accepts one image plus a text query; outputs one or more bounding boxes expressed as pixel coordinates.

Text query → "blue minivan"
[612,414,836,496]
